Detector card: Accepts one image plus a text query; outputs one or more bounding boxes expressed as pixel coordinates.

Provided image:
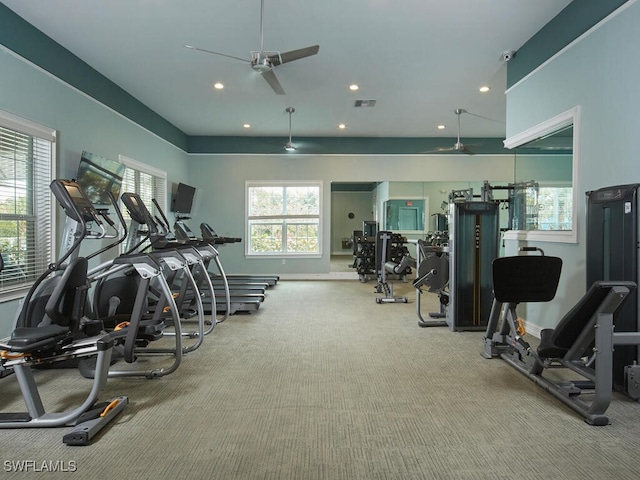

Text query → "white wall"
[504,1,640,330]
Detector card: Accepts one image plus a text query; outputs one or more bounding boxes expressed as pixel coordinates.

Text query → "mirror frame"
[503,106,581,243]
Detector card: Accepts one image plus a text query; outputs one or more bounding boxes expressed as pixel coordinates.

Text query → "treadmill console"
[174,220,197,241]
[50,179,97,223]
[200,222,241,244]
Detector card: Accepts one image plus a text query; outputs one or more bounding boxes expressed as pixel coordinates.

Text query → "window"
[118,155,167,252]
[246,182,322,256]
[0,111,55,300]
[536,186,573,231]
[509,182,573,231]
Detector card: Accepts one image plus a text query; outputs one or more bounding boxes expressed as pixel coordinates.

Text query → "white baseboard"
[523,321,542,339]
[280,272,359,281]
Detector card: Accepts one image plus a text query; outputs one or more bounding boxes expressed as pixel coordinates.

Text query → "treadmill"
[199,222,279,286]
[173,219,268,298]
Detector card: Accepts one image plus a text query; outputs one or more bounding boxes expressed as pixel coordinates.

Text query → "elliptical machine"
[0,179,128,445]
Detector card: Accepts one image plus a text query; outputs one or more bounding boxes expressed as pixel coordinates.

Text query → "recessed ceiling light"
[212,82,224,90]
[349,84,359,91]
[437,124,446,130]
[338,123,347,130]
[479,85,491,93]
[243,123,251,129]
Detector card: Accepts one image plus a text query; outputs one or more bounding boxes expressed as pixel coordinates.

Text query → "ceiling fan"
[441,108,475,155]
[185,0,319,95]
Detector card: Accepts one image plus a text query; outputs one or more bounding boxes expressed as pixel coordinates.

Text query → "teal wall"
[504,1,640,330]
[330,191,374,255]
[185,154,515,275]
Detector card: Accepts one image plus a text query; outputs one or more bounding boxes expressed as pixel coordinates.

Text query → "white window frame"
[0,110,56,301]
[118,155,167,252]
[245,181,323,258]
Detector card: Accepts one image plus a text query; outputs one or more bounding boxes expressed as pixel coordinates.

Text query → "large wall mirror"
[329,180,512,256]
[503,106,580,243]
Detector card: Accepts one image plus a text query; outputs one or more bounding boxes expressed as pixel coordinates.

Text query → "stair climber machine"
[0,179,128,445]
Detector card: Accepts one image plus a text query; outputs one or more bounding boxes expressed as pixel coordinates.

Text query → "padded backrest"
[93,272,145,319]
[551,281,636,349]
[492,255,562,303]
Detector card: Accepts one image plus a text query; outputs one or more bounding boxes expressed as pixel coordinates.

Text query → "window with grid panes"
[246,182,322,256]
[118,155,167,252]
[537,186,573,230]
[0,111,55,300]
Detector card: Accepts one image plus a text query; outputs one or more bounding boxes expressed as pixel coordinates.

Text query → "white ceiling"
[2,0,572,139]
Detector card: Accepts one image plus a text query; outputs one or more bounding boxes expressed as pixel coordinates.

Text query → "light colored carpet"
[2,279,640,479]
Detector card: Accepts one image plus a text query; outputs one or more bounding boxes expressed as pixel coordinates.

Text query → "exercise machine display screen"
[120,192,154,226]
[50,179,98,223]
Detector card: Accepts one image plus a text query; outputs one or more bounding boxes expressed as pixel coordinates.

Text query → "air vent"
[354,100,376,108]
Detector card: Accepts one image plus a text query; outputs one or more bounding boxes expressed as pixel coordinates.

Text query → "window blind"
[0,114,54,299]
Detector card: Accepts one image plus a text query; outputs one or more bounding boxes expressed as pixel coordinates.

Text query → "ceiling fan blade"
[421,146,454,154]
[463,110,504,124]
[184,45,249,64]
[261,69,285,95]
[462,148,475,155]
[272,45,320,66]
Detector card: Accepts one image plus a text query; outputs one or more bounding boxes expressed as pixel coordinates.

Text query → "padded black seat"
[537,281,636,359]
[537,328,570,359]
[4,257,89,354]
[492,255,563,304]
[4,325,70,353]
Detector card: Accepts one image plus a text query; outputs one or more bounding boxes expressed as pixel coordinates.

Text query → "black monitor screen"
[172,182,196,214]
[65,183,84,199]
[76,151,126,206]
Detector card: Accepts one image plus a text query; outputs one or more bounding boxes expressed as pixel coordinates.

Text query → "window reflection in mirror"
[504,106,579,243]
[511,125,573,231]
